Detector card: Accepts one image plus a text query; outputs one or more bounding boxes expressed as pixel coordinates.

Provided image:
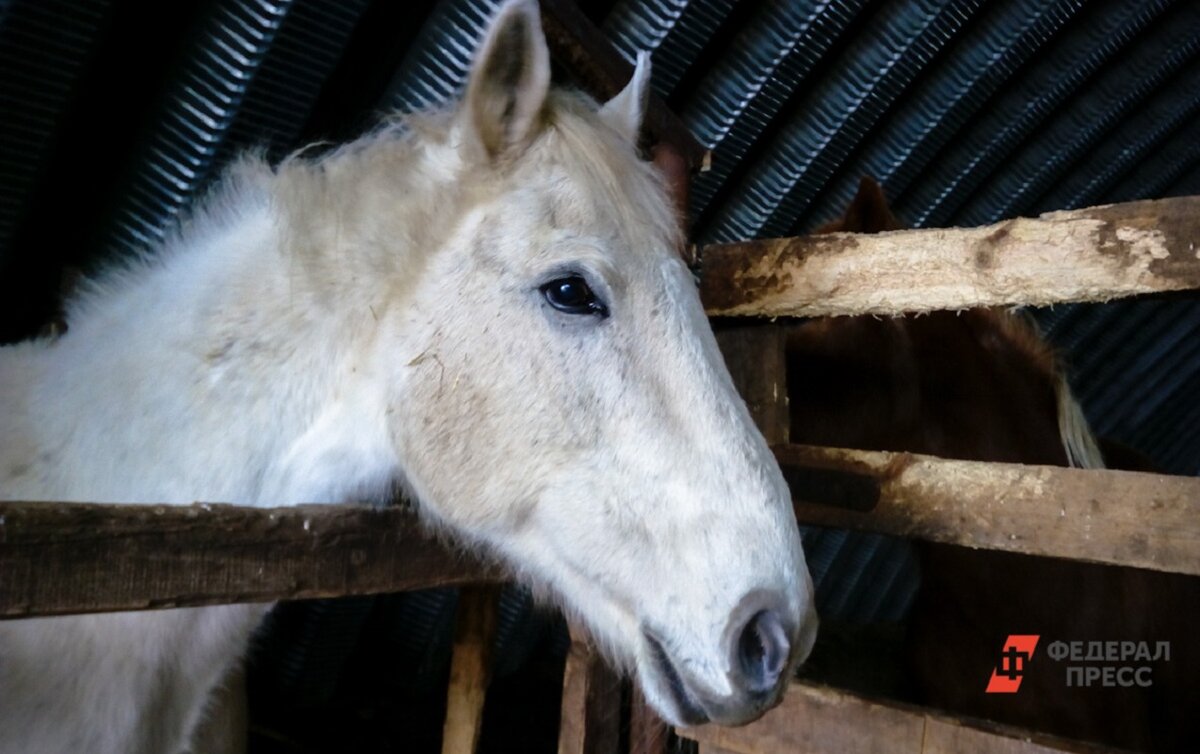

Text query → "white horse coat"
[0,2,816,751]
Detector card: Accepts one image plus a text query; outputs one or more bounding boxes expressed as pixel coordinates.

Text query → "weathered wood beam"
[0,501,500,619]
[5,443,1196,619]
[777,444,1200,577]
[539,0,709,171]
[9,443,1194,619]
[679,680,1123,754]
[701,195,1200,317]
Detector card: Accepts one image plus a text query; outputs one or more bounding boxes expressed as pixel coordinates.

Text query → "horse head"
[365,0,815,727]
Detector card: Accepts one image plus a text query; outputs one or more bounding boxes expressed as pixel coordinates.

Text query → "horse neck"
[18,199,395,507]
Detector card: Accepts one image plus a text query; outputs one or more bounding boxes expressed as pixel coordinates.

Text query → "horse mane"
[268,88,679,288]
[68,89,678,330]
[982,308,1104,469]
[817,176,1105,469]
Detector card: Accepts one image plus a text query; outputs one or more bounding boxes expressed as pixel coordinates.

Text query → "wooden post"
[558,625,622,754]
[442,584,502,754]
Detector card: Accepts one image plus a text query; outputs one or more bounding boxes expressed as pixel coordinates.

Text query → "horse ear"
[599,52,651,143]
[843,176,905,233]
[463,0,551,161]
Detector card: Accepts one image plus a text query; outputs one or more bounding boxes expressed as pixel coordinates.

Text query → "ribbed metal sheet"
[703,0,988,242]
[898,0,1177,228]
[0,0,108,262]
[681,1,870,224]
[386,0,503,113]
[800,0,1087,231]
[955,2,1200,226]
[603,0,736,96]
[105,0,295,256]
[102,0,375,258]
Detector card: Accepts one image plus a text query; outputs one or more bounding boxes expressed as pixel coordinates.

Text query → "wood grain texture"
[0,501,500,618]
[701,195,1200,317]
[777,444,1200,576]
[680,681,1122,754]
[4,444,1195,618]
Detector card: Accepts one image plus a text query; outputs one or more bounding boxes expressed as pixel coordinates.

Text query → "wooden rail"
[779,444,1200,577]
[0,501,498,619]
[679,681,1123,754]
[3,447,1195,620]
[700,195,1200,317]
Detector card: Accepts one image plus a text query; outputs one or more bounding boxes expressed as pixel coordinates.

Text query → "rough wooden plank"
[682,681,924,754]
[700,195,1200,317]
[6,443,1196,618]
[919,717,1115,754]
[0,501,500,618]
[558,626,622,754]
[539,0,708,171]
[679,681,1123,754]
[714,323,790,446]
[442,584,502,754]
[776,444,1200,577]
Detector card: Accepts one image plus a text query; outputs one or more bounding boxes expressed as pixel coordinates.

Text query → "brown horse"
[786,177,1197,752]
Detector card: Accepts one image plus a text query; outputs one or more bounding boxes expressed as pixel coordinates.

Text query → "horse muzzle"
[639,589,818,727]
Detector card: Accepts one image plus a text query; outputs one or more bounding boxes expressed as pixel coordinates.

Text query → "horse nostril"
[736,609,791,694]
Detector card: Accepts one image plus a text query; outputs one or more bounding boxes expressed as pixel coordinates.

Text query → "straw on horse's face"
[379,0,816,726]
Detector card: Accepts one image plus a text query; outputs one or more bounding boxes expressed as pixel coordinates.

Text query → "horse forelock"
[533,91,681,253]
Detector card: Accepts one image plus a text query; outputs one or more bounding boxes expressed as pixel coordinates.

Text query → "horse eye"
[541,276,608,317]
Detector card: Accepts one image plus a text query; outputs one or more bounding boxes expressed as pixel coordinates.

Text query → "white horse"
[0,2,816,751]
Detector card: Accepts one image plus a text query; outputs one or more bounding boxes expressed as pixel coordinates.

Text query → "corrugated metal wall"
[3,0,1194,471]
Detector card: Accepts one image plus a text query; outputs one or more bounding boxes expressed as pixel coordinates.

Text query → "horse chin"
[635,605,820,728]
[639,634,713,727]
[634,636,781,729]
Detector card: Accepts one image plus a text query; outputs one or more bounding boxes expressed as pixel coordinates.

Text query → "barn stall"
[1,0,1198,752]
